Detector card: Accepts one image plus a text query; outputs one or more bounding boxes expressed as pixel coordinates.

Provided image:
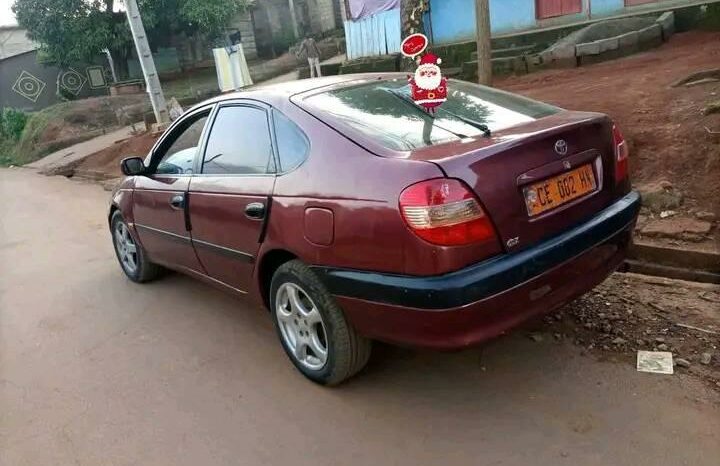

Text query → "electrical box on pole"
[123,0,169,125]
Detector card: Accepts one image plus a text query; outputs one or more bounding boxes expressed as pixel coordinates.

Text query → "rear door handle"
[170,194,185,210]
[245,202,266,220]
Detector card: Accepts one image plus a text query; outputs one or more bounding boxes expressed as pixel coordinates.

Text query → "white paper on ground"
[637,351,674,374]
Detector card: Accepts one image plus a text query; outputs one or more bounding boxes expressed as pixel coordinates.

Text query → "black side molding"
[135,224,192,244]
[192,238,255,263]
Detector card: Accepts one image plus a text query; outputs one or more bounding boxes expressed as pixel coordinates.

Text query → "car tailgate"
[412,111,621,252]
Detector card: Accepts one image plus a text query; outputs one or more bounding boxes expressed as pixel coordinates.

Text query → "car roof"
[192,73,407,108]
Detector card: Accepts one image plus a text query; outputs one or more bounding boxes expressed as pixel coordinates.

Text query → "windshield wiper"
[381,87,470,140]
[383,87,491,138]
[436,108,492,138]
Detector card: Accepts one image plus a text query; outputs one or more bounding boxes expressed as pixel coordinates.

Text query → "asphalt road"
[1,168,718,466]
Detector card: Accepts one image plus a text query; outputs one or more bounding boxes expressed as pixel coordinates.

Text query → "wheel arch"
[108,204,119,226]
[256,248,298,310]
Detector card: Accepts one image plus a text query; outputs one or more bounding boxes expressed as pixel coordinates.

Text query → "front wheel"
[110,210,160,283]
[270,260,371,385]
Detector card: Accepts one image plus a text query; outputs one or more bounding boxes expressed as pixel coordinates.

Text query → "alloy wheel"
[275,282,328,371]
[114,222,138,274]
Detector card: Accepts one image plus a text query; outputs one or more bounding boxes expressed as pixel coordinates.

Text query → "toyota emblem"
[554,139,568,156]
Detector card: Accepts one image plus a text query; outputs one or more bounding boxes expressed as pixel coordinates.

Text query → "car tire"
[110,210,160,283]
[270,259,371,385]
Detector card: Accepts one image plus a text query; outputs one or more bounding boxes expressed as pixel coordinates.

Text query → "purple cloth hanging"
[347,0,400,21]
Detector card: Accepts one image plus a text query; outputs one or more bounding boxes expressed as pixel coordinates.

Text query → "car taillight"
[613,123,629,183]
[399,178,498,246]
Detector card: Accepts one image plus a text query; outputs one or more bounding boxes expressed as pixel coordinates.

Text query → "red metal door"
[536,0,582,19]
[188,103,276,293]
[132,108,211,272]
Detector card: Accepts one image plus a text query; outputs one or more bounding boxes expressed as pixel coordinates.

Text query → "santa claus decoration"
[401,33,447,113]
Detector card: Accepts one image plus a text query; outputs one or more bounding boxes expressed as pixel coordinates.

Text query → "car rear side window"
[202,106,275,175]
[301,79,561,151]
[272,110,309,172]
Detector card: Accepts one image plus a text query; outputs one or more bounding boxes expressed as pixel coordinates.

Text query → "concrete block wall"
[309,0,338,34]
[575,16,666,65]
[230,12,258,60]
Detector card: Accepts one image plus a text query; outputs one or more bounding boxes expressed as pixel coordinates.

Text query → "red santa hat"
[416,52,442,66]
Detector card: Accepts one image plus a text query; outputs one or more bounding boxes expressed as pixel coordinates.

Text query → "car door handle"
[170,194,185,210]
[245,202,266,220]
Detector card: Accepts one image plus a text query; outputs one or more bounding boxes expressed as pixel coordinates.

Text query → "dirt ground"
[2,168,719,466]
[76,131,160,178]
[540,273,719,388]
[498,30,720,216]
[10,95,149,166]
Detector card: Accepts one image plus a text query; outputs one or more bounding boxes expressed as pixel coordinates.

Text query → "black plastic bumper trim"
[311,191,640,310]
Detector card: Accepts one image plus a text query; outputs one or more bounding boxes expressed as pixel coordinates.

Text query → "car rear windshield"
[302,78,560,151]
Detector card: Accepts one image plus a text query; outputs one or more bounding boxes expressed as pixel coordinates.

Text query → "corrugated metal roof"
[0,26,38,60]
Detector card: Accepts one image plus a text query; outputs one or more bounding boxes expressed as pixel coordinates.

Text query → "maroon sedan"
[110,74,639,385]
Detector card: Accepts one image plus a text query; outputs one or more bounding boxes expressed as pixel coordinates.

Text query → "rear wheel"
[270,260,371,385]
[111,210,160,283]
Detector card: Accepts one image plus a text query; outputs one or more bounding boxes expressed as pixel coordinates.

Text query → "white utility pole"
[123,0,169,125]
[288,0,299,39]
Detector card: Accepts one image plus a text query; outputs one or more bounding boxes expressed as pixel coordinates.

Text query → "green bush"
[0,108,28,141]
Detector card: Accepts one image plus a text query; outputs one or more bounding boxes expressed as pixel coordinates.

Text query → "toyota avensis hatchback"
[109,74,640,385]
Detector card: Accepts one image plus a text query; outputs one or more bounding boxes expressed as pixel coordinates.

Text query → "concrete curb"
[625,240,720,284]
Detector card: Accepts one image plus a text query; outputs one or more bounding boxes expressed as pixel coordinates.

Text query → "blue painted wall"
[425,0,681,45]
[591,0,626,17]
[428,0,537,44]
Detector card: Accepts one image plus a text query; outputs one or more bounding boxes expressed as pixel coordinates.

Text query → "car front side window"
[154,113,209,175]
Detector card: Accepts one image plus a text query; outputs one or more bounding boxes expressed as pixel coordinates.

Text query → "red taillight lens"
[613,123,629,183]
[399,178,498,246]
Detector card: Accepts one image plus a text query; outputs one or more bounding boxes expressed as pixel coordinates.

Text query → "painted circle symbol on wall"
[11,70,47,103]
[60,69,87,95]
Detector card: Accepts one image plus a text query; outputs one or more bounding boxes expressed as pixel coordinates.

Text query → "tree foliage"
[12,0,254,74]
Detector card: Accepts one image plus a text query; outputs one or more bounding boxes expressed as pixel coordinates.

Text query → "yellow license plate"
[523,164,596,216]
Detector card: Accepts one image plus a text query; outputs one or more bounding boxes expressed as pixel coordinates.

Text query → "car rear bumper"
[312,191,640,350]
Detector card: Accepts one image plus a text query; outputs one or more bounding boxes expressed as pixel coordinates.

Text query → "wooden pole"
[475,0,492,85]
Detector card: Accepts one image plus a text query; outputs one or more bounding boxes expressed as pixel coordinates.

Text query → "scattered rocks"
[675,358,691,369]
[640,217,713,240]
[534,274,718,385]
[704,100,720,116]
[695,211,716,222]
[637,181,683,212]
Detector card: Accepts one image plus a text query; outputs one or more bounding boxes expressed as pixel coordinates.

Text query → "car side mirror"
[120,156,146,176]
